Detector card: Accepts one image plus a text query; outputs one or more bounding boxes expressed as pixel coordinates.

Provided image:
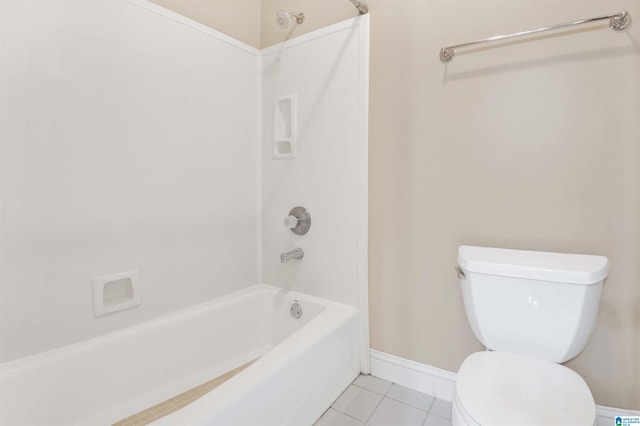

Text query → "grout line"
[426,394,436,413]
[384,393,430,414]
[363,391,386,425]
[422,411,430,426]
[422,412,451,426]
[384,382,434,412]
[337,409,367,424]
[325,375,452,426]
[331,383,354,408]
[383,382,392,397]
[351,375,394,396]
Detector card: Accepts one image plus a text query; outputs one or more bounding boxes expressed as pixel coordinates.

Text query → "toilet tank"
[457,246,610,363]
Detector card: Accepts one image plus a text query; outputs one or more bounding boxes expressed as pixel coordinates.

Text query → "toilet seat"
[453,351,595,426]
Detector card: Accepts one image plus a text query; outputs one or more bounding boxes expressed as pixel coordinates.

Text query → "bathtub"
[0,285,360,426]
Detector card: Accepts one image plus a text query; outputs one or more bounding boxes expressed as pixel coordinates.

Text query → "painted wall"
[145,0,358,49]
[0,0,259,362]
[148,0,262,48]
[261,0,640,409]
[260,0,357,49]
[261,17,368,311]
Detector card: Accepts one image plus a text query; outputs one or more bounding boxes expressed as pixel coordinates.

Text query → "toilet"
[453,245,610,426]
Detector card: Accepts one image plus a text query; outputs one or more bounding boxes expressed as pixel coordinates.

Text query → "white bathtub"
[0,285,360,426]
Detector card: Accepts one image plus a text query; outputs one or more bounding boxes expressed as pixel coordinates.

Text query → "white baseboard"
[369,349,456,402]
[369,349,639,419]
[596,404,640,418]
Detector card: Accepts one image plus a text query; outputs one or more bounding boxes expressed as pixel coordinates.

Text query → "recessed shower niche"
[273,94,297,159]
[92,270,141,317]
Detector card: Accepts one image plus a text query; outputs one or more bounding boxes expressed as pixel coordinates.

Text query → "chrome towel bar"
[440,10,631,63]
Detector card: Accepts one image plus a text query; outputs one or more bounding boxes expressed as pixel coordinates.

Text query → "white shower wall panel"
[261,17,369,309]
[0,0,259,361]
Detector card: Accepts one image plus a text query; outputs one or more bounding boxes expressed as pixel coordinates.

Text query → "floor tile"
[424,413,453,426]
[367,398,427,426]
[314,408,364,426]
[429,399,452,420]
[386,384,435,411]
[353,374,393,395]
[331,385,384,422]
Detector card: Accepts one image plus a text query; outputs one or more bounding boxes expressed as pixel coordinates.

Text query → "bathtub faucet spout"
[280,248,304,263]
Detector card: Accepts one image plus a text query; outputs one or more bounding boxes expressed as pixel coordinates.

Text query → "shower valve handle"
[284,215,299,229]
[283,206,311,235]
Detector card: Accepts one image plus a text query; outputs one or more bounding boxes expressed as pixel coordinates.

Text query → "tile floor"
[316,374,619,426]
[315,375,452,426]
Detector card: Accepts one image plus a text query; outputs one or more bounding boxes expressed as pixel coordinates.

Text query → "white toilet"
[453,245,610,426]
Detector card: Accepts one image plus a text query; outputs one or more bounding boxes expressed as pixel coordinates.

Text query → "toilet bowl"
[454,246,609,425]
[452,352,595,426]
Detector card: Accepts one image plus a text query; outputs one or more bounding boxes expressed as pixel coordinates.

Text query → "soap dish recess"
[273,94,297,159]
[92,270,141,317]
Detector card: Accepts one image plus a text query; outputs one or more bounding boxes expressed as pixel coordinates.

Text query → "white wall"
[0,0,259,362]
[261,17,368,310]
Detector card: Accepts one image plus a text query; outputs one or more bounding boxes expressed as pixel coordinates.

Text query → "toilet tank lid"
[458,246,610,285]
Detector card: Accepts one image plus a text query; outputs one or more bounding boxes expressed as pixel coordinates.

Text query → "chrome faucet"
[280,248,304,263]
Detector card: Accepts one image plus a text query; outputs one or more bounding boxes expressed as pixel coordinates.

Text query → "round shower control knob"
[284,215,299,229]
[284,206,311,235]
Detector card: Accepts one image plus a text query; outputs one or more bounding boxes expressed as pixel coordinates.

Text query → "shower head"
[274,10,305,30]
[349,0,368,15]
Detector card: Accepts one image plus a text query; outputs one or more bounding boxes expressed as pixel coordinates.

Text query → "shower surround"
[1,285,359,425]
[0,0,369,423]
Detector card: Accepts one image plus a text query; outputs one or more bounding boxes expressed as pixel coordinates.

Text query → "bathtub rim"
[0,284,358,426]
[151,285,359,425]
[0,284,327,377]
